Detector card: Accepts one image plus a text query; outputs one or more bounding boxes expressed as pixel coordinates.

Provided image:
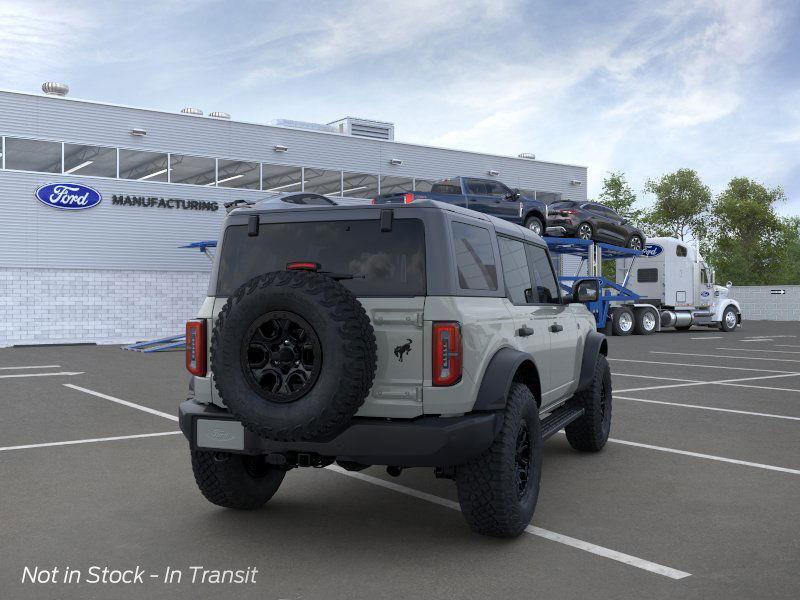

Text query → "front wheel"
[627,235,644,251]
[576,222,593,240]
[191,450,286,509]
[456,383,542,538]
[524,216,544,236]
[719,306,738,332]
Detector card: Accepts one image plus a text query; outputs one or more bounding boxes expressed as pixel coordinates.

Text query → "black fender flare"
[473,347,538,411]
[577,331,608,392]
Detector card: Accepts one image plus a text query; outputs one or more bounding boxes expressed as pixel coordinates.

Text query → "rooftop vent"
[180,107,203,116]
[269,119,337,134]
[518,152,536,160]
[42,82,69,97]
[329,117,394,141]
[209,111,230,119]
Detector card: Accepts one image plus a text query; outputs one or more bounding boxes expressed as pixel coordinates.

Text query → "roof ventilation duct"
[180,107,204,116]
[518,152,536,160]
[42,82,69,96]
[328,117,394,140]
[209,111,230,119]
[269,119,337,134]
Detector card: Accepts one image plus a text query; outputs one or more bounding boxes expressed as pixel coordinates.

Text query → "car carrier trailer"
[546,236,742,335]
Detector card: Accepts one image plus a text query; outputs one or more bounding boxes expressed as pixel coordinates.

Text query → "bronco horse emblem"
[394,338,413,362]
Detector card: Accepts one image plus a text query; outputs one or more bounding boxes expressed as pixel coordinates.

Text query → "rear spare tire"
[211,271,377,442]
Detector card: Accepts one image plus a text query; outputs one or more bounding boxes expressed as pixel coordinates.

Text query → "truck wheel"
[191,450,286,510]
[455,383,542,538]
[719,306,738,332]
[565,355,612,452]
[633,308,657,335]
[611,307,634,336]
[211,271,377,442]
[524,216,544,236]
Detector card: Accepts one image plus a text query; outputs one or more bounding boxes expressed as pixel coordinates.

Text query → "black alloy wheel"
[242,311,322,403]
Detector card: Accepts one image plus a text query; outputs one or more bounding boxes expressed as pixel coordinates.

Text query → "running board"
[541,405,585,440]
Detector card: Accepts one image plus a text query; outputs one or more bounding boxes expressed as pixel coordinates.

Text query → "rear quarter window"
[216,219,426,297]
[451,222,498,291]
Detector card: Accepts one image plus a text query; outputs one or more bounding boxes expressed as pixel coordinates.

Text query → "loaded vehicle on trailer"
[372,176,549,235]
[545,200,647,250]
[180,199,612,538]
[548,236,742,335]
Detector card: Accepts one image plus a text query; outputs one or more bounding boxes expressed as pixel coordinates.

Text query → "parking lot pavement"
[1,321,799,599]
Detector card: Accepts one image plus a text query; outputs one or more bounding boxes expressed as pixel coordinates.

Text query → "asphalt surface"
[1,321,799,599]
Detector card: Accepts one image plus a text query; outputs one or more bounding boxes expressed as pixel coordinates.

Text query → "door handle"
[549,323,564,333]
[517,326,534,337]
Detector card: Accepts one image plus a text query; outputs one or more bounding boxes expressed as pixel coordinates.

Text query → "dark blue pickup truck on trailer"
[372,176,548,235]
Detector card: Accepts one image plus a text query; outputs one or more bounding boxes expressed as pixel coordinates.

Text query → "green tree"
[705,177,791,285]
[598,171,643,226]
[642,169,711,241]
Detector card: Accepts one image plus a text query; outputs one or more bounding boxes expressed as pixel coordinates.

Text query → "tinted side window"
[485,181,510,197]
[498,237,533,304]
[451,222,498,291]
[525,245,560,304]
[465,179,489,195]
[677,245,688,257]
[430,181,462,195]
[638,268,658,283]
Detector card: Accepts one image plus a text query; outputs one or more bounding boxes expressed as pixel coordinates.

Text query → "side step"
[541,405,585,440]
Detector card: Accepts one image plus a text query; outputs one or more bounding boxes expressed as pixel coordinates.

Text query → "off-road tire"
[455,383,542,538]
[211,271,377,442]
[565,354,612,452]
[524,216,544,236]
[191,450,286,509]
[633,307,657,335]
[611,307,634,336]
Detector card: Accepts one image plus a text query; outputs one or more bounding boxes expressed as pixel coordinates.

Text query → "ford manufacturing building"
[0,85,587,347]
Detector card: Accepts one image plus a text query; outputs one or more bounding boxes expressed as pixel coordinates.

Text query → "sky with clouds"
[1,0,799,213]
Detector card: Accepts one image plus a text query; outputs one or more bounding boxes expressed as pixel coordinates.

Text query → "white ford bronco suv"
[180,198,611,538]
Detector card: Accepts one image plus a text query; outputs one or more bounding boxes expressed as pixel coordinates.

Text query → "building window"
[119,149,169,182]
[341,171,379,198]
[4,138,61,173]
[217,159,260,189]
[451,222,498,291]
[379,175,413,195]
[304,168,342,196]
[262,163,302,192]
[63,144,117,177]
[414,178,436,192]
[170,154,216,186]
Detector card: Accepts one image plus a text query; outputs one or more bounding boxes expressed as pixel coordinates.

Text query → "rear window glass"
[216,219,426,297]
[451,222,498,291]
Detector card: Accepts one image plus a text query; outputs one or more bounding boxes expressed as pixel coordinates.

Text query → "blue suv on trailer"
[373,176,548,236]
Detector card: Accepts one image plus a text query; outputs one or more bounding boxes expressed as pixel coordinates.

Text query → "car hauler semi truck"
[546,236,742,336]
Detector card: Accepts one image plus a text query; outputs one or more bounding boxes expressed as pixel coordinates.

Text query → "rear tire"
[633,308,657,335]
[627,235,644,251]
[565,355,612,452]
[576,222,593,240]
[524,216,544,236]
[455,383,542,538]
[191,450,286,510]
[611,307,634,336]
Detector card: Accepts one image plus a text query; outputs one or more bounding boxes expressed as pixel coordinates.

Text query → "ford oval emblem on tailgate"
[35,183,102,210]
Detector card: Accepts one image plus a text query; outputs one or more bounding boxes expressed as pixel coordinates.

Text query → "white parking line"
[607,437,800,476]
[650,351,800,364]
[0,365,61,370]
[612,373,702,383]
[776,345,800,349]
[610,358,797,374]
[0,431,181,453]
[326,465,691,579]
[64,384,178,422]
[615,395,800,421]
[716,348,800,354]
[614,372,800,394]
[0,371,84,379]
[690,336,723,340]
[740,339,773,343]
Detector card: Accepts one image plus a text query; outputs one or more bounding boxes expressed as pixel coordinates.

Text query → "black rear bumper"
[179,400,499,467]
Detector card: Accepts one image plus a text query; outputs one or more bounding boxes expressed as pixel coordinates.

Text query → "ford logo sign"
[642,244,663,257]
[209,428,234,442]
[35,183,102,210]
[701,290,710,297]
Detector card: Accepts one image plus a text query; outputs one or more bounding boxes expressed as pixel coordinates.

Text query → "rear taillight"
[560,209,577,215]
[371,198,377,204]
[403,193,415,204]
[286,261,320,271]
[433,321,462,386]
[186,320,207,376]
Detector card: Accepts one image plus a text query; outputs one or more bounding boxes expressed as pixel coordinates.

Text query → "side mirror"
[573,279,599,303]
[505,191,520,201]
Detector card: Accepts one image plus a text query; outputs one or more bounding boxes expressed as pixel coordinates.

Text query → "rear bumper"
[179,400,499,467]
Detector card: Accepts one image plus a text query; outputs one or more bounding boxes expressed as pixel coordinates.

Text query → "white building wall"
[729,286,800,322]
[0,268,209,347]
